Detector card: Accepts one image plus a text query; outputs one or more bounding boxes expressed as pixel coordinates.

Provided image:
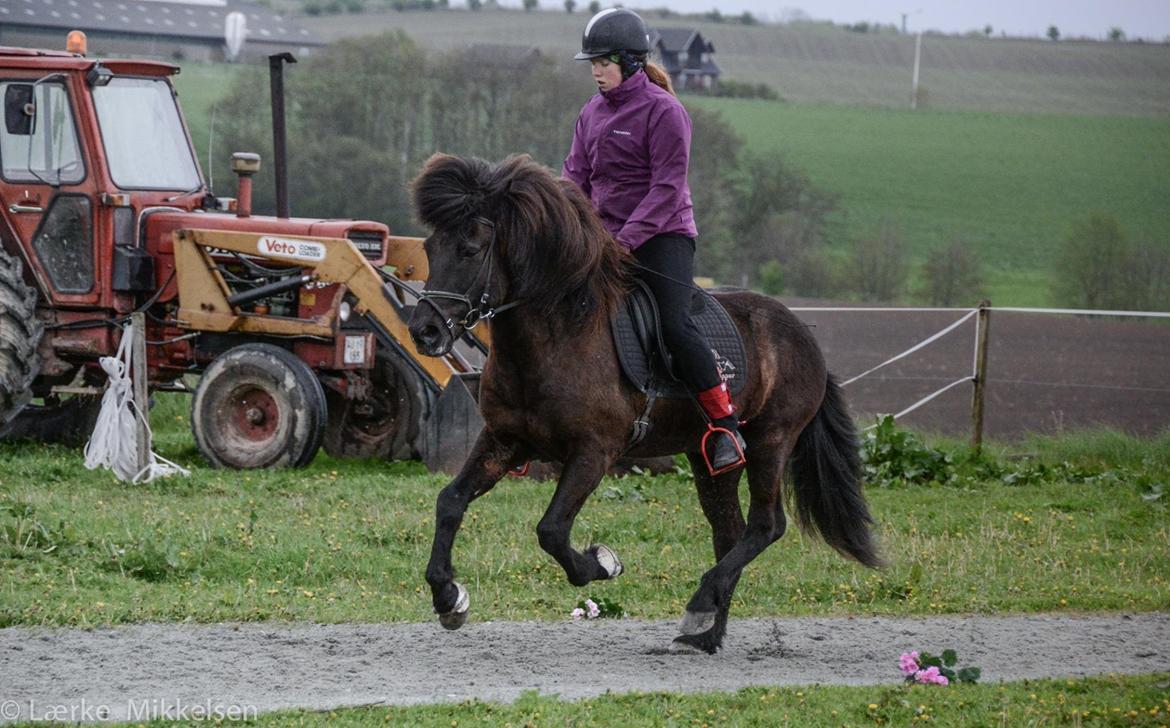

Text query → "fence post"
[971,299,991,451]
[131,311,149,476]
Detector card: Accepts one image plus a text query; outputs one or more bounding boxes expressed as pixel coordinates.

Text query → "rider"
[562,7,746,473]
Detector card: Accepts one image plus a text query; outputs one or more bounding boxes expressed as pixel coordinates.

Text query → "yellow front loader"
[170,227,484,473]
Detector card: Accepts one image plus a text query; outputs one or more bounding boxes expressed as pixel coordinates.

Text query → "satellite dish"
[224,11,246,62]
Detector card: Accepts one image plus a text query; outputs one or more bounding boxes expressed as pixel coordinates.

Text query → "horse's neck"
[486,305,611,369]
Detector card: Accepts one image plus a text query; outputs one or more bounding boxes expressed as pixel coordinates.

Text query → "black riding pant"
[632,233,721,394]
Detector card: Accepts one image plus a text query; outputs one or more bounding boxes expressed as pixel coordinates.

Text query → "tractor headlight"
[339,300,352,323]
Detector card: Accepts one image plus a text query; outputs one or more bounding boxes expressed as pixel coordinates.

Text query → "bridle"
[409,216,522,340]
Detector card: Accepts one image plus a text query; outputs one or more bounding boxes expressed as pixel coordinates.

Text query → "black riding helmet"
[574,8,650,60]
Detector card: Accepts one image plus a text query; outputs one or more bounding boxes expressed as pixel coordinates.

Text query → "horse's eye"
[458,239,484,259]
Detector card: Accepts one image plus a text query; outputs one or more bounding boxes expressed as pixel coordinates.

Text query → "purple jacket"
[562,71,698,251]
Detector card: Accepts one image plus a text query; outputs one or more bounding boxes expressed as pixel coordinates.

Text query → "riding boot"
[697,383,747,474]
[708,416,747,472]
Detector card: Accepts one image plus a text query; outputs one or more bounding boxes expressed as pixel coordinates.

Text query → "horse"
[406,153,881,654]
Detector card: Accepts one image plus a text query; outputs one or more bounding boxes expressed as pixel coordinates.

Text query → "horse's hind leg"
[536,450,622,587]
[674,451,746,652]
[674,440,792,654]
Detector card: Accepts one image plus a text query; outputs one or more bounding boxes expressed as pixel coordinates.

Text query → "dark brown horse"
[407,153,880,653]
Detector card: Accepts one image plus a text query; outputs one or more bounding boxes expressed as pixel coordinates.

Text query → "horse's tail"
[787,373,883,568]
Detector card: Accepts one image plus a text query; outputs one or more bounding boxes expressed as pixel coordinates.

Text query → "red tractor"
[0,40,482,471]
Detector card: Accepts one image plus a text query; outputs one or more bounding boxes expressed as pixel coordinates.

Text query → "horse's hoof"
[670,633,719,655]
[437,582,470,631]
[589,544,623,579]
[678,610,716,635]
[668,637,705,655]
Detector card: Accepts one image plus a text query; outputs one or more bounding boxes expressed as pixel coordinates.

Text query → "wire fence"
[786,304,1170,442]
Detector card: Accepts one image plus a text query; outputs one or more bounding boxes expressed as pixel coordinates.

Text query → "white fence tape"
[989,306,1170,318]
[839,309,978,387]
[789,303,1170,429]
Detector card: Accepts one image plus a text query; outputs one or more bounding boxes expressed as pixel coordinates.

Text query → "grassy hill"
[172,12,1170,306]
[298,8,1170,117]
[688,98,1170,304]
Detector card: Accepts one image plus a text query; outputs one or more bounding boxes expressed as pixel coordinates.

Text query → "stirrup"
[508,461,530,477]
[700,425,746,476]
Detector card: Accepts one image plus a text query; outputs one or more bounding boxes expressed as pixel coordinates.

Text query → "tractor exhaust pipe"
[268,52,296,219]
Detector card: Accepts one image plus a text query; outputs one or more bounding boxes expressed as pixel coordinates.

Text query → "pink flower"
[585,599,601,619]
[570,607,585,621]
[915,666,947,685]
[899,651,920,675]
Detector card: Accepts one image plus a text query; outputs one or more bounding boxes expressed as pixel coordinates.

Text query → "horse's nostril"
[412,324,443,352]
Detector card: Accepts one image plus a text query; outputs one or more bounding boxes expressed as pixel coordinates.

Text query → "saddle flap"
[610,281,748,399]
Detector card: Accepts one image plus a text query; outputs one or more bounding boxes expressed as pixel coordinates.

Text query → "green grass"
[687,98,1170,305]
[1,395,1167,628]
[70,674,1170,727]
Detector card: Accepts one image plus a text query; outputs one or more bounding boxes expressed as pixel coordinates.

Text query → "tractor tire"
[0,250,43,434]
[191,343,327,469]
[323,345,430,462]
[2,393,101,447]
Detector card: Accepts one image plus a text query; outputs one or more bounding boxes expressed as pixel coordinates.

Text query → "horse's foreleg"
[674,442,791,654]
[425,431,520,630]
[535,451,620,587]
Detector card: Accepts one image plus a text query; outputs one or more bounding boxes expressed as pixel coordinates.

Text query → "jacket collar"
[601,69,648,107]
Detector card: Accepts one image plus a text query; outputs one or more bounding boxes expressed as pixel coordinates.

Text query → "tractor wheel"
[323,346,430,461]
[2,392,101,446]
[0,250,43,434]
[191,343,327,469]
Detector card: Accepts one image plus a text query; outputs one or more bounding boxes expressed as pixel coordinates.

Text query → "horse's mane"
[412,153,630,330]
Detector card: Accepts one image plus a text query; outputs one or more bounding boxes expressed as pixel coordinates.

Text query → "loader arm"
[172,228,482,388]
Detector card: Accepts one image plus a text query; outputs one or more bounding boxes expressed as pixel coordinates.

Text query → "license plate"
[343,336,365,365]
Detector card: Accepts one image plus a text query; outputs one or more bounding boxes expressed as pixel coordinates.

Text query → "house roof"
[649,27,714,54]
[0,0,323,46]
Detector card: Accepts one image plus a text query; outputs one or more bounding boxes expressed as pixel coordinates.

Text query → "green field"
[687,98,1170,305]
[2,395,1167,628]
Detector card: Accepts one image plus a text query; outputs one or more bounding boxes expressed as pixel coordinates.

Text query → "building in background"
[649,27,720,91]
[0,0,323,62]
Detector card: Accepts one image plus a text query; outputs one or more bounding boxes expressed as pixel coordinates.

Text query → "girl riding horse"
[563,8,746,474]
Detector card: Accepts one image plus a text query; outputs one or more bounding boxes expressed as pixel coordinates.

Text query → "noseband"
[416,217,522,338]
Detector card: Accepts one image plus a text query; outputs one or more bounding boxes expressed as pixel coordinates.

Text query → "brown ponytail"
[644,62,675,96]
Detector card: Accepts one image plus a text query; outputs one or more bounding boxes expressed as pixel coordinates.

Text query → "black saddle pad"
[610,279,748,399]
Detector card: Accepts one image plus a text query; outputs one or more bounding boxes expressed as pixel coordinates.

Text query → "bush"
[919,237,983,306]
[1050,212,1168,310]
[784,249,840,298]
[844,221,909,302]
[758,260,783,295]
[711,79,781,101]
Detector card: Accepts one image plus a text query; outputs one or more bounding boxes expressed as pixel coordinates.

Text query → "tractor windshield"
[92,77,201,191]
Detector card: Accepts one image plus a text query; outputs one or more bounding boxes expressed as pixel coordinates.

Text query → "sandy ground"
[1,613,1167,722]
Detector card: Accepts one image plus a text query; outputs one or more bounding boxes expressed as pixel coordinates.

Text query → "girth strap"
[627,389,658,451]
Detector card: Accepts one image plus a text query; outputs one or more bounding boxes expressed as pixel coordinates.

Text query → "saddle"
[610,279,748,446]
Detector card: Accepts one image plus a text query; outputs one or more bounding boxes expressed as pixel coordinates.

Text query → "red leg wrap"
[696,382,736,421]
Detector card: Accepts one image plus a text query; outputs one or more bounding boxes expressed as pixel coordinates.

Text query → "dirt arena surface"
[784,302,1170,439]
[1,613,1167,722]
